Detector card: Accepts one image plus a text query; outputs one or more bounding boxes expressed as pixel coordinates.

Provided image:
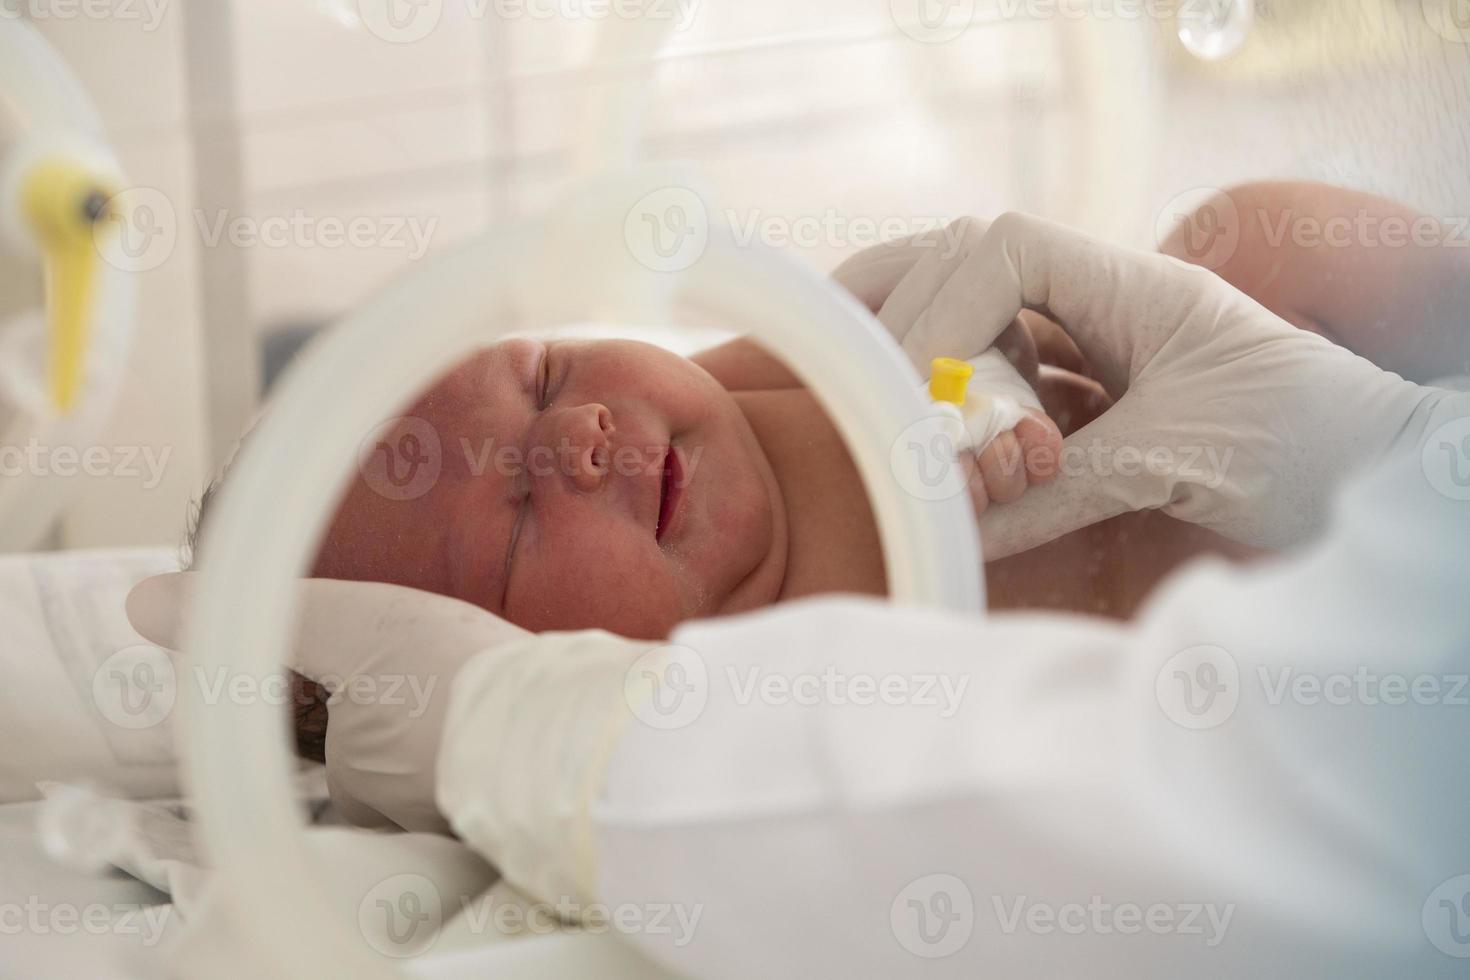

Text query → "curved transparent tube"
[181,192,983,976]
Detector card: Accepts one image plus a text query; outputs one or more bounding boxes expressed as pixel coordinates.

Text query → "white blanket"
[1,547,180,803]
[2,548,657,978]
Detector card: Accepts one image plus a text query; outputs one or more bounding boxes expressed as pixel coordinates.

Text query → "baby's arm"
[1162,181,1470,383]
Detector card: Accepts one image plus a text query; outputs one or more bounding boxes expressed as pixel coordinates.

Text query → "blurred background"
[18,0,1470,549]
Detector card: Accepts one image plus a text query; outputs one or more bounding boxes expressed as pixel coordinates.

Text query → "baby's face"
[313,338,788,638]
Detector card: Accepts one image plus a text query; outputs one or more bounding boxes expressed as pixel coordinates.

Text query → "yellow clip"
[21,158,115,414]
[928,356,973,408]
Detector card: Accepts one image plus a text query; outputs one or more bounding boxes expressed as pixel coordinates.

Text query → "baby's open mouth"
[656,446,684,543]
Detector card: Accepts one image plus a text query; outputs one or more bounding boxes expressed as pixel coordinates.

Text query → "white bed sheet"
[0,799,179,979]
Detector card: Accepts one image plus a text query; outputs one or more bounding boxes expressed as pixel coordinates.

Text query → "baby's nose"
[555,403,614,492]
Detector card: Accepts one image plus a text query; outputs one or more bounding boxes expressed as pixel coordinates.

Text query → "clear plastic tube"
[181,191,983,978]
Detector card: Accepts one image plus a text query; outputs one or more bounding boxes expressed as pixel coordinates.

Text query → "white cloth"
[0,547,179,802]
[24,779,514,976]
[437,399,1470,978]
[34,782,207,914]
[927,347,1039,452]
[0,798,179,980]
[32,773,332,918]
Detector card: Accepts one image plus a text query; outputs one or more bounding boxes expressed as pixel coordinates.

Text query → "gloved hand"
[833,219,1063,508]
[856,211,1454,557]
[833,216,1042,375]
[126,572,527,833]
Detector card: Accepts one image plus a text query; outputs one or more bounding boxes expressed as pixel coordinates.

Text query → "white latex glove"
[854,212,1455,557]
[126,572,528,834]
[832,217,1019,362]
[835,219,1059,501]
[834,217,1042,395]
[832,219,980,319]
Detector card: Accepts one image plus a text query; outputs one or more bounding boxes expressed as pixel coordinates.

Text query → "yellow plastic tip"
[21,158,116,414]
[928,357,973,408]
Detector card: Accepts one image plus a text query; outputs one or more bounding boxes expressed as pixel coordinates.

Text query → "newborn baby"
[308,334,1063,640]
[199,333,1065,760]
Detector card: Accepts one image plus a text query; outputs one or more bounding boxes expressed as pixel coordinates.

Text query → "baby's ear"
[126,571,195,650]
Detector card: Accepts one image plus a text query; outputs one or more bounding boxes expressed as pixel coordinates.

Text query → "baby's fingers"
[977,431,1028,505]
[1015,411,1063,485]
[963,410,1063,519]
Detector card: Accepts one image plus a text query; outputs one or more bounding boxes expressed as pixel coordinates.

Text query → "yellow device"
[21,158,115,413]
[928,356,974,408]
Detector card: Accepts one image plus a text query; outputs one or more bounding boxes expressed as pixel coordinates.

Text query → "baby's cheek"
[515,529,683,639]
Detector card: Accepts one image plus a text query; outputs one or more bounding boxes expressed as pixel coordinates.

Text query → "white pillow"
[0,547,181,802]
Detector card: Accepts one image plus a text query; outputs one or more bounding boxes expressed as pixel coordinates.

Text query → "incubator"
[1,1,1467,978]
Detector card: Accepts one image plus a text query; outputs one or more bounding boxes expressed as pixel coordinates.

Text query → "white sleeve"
[439,395,1470,979]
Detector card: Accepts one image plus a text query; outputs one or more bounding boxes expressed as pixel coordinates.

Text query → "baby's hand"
[967,408,1062,513]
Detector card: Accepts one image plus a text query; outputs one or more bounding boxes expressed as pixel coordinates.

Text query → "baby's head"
[221,338,788,640]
